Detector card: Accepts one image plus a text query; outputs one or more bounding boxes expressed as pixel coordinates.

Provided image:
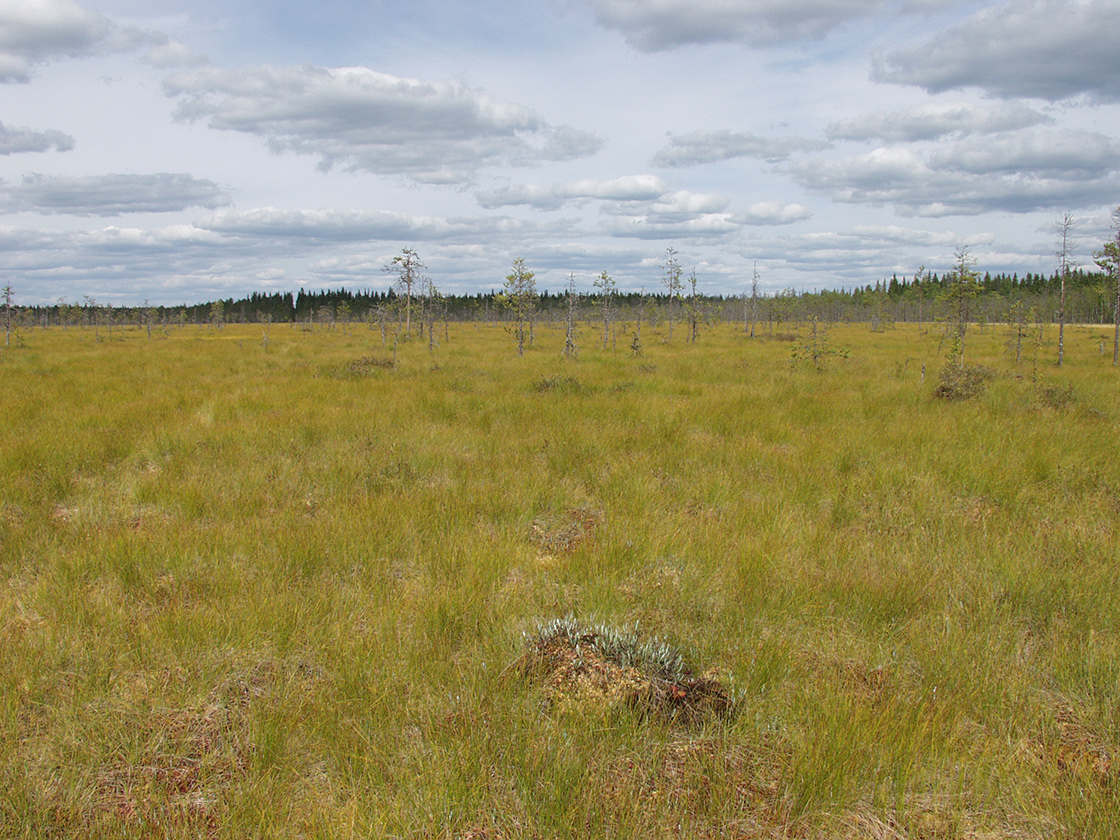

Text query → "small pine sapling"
[563,272,579,359]
[790,316,846,370]
[593,269,615,350]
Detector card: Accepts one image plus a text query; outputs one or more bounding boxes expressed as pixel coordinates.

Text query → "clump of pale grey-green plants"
[520,616,737,725]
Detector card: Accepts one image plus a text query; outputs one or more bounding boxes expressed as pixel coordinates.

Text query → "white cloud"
[477,175,669,209]
[0,119,73,153]
[163,64,603,185]
[585,0,891,50]
[827,102,1052,142]
[0,0,149,82]
[0,173,230,215]
[874,0,1120,102]
[652,130,828,167]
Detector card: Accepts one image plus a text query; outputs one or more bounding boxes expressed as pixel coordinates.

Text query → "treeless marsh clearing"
[2,320,1118,837]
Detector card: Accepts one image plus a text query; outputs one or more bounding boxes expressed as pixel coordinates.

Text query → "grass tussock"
[529,507,602,554]
[520,616,737,726]
[533,374,581,393]
[340,354,395,376]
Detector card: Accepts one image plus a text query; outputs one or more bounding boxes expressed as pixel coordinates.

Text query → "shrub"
[933,363,993,401]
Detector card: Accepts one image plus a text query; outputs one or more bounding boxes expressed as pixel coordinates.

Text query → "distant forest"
[7,266,1120,331]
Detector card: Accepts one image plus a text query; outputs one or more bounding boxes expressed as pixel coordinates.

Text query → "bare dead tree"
[661,247,682,341]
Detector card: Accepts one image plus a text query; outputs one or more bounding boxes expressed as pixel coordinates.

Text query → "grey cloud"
[600,189,740,239]
[742,202,813,225]
[0,120,74,154]
[164,65,603,185]
[194,207,531,243]
[142,33,207,69]
[741,225,993,281]
[0,207,577,303]
[0,0,151,82]
[0,173,231,215]
[827,102,1052,142]
[874,0,1120,102]
[585,0,890,50]
[0,222,242,303]
[477,175,668,210]
[652,130,828,167]
[786,135,1120,216]
[929,129,1120,178]
[535,125,604,163]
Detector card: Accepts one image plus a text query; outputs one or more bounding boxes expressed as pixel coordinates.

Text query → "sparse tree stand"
[501,258,537,356]
[385,248,424,337]
[420,275,442,354]
[1054,212,1076,367]
[913,265,928,329]
[2,284,11,347]
[747,263,760,337]
[686,269,700,343]
[1093,207,1120,365]
[631,288,647,356]
[661,247,683,341]
[1007,300,1027,364]
[143,300,158,338]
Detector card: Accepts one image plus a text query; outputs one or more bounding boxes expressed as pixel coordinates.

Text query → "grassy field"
[1,316,1118,838]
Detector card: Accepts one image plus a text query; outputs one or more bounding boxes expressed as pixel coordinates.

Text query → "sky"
[1,0,1118,305]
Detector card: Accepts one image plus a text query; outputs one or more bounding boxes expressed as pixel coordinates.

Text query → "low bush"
[933,362,994,400]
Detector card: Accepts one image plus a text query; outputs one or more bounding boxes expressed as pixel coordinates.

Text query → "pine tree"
[501,258,537,356]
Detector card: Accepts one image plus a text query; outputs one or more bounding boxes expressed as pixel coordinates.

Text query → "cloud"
[742,202,812,225]
[873,0,1120,102]
[192,208,578,254]
[0,173,231,215]
[651,130,828,167]
[0,0,150,82]
[142,32,207,68]
[477,175,668,209]
[163,65,603,185]
[194,207,518,242]
[584,0,892,50]
[740,224,994,281]
[929,129,1120,178]
[0,120,74,153]
[0,205,585,303]
[786,129,1120,215]
[827,102,1052,142]
[600,189,740,238]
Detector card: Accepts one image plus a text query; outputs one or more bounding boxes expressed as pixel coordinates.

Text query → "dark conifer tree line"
[9,265,1120,331]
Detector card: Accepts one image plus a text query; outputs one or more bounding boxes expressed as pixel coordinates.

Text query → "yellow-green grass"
[1,318,1118,838]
